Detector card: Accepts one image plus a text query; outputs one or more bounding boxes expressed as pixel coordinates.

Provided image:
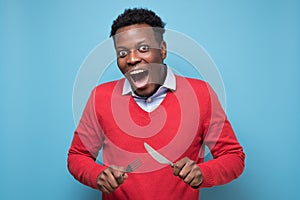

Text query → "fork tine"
[131,159,142,169]
[126,159,142,172]
[128,159,142,171]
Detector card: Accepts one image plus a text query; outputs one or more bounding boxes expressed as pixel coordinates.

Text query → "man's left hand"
[172,157,203,188]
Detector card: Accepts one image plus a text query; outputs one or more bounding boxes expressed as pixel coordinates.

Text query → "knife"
[144,142,174,167]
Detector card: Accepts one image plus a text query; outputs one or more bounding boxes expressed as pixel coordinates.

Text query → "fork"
[123,159,142,174]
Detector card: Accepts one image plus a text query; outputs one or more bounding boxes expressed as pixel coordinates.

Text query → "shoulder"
[175,75,210,92]
[94,79,125,93]
[90,79,125,101]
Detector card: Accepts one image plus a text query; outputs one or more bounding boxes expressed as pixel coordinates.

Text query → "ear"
[160,41,167,60]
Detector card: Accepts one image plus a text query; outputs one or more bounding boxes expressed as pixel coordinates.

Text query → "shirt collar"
[122,66,176,96]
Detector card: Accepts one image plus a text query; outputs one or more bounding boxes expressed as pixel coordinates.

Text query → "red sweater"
[68,76,245,200]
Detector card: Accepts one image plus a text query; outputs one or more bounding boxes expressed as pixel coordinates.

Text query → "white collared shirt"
[122,66,176,112]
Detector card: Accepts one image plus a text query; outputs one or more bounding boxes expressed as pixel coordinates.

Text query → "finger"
[104,167,122,190]
[172,158,189,176]
[181,163,203,187]
[190,176,203,188]
[182,169,201,186]
[99,184,112,194]
[97,170,116,193]
[189,170,203,188]
[184,174,195,185]
[115,173,124,184]
[178,160,195,179]
[122,172,128,180]
[106,169,120,189]
[183,171,194,184]
[172,163,181,176]
[112,167,126,185]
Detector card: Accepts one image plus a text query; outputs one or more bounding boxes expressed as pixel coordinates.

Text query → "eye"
[138,45,149,52]
[118,50,128,58]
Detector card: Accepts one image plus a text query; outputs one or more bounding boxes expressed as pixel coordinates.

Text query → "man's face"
[114,24,166,97]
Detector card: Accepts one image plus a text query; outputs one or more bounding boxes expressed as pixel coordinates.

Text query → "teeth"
[130,69,145,75]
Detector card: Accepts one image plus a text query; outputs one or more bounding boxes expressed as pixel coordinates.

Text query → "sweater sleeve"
[198,84,245,188]
[67,89,106,189]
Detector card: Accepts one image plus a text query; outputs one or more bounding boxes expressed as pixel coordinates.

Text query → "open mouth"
[129,69,150,89]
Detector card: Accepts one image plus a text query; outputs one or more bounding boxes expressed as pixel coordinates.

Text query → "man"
[68,8,245,200]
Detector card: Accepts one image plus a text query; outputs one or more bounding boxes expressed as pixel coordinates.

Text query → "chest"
[96,91,204,168]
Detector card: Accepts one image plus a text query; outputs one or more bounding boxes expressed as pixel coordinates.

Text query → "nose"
[127,50,141,66]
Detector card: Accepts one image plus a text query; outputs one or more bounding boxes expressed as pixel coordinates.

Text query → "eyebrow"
[136,40,147,46]
[115,39,148,50]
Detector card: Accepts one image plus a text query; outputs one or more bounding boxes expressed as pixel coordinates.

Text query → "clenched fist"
[172,157,203,188]
[96,165,128,194]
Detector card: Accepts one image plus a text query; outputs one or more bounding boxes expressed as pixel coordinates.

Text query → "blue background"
[1,0,299,199]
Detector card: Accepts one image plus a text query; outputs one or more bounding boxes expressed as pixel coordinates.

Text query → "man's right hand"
[96,166,128,194]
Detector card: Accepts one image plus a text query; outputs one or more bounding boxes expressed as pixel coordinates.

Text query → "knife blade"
[144,142,174,167]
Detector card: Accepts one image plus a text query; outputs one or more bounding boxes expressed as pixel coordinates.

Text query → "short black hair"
[110,8,166,42]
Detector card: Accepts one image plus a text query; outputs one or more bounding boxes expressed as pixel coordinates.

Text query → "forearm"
[67,133,106,189]
[199,150,245,187]
[200,104,245,187]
